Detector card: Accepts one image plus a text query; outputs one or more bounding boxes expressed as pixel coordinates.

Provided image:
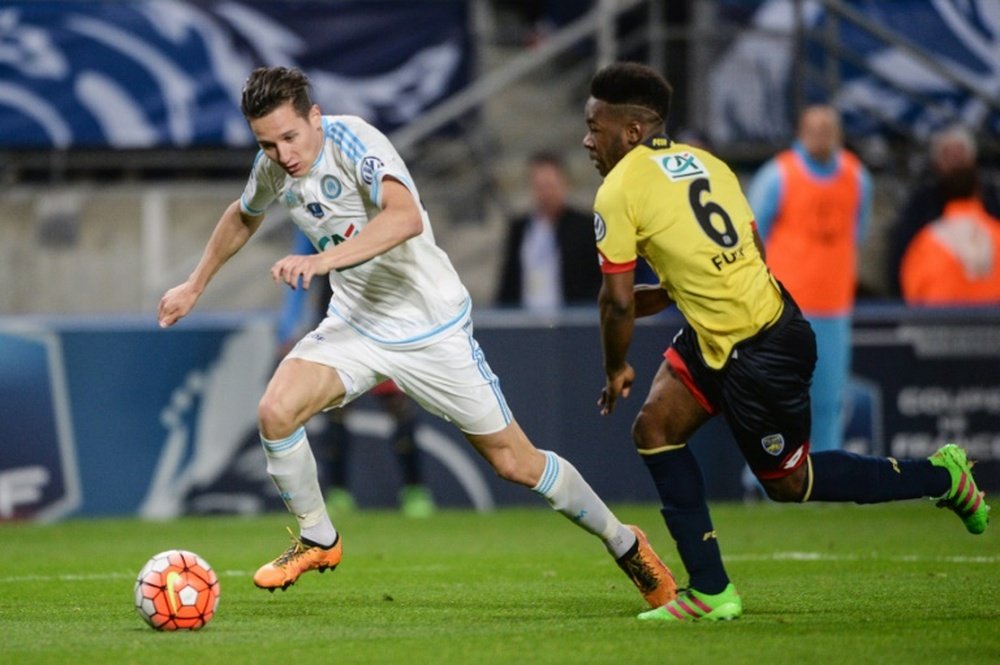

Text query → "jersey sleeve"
[594,180,637,273]
[240,150,278,216]
[341,118,418,210]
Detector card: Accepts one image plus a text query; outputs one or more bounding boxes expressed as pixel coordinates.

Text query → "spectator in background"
[900,162,1000,304]
[747,104,872,457]
[496,151,602,309]
[278,228,436,518]
[886,124,1000,296]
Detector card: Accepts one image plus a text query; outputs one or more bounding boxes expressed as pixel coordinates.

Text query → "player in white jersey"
[157,66,675,609]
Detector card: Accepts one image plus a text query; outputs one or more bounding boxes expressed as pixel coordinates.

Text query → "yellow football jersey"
[594,137,783,368]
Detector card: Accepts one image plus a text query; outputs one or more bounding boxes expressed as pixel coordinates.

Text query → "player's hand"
[270,253,331,290]
[598,363,634,415]
[158,281,201,328]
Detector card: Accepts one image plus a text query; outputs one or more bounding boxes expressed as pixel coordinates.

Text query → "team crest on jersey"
[654,152,707,181]
[761,433,785,456]
[321,175,342,200]
[593,212,606,242]
[360,156,384,185]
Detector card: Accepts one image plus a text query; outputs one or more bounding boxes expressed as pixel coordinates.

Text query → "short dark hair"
[240,66,313,120]
[589,62,672,123]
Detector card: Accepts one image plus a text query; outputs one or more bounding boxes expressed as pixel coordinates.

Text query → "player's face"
[249,101,324,178]
[530,162,568,219]
[798,107,841,163]
[582,98,630,177]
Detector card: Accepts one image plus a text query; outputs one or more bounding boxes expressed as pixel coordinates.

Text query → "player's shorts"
[665,288,817,480]
[286,316,513,435]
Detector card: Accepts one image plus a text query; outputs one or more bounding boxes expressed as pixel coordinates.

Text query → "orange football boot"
[616,525,677,608]
[253,527,343,591]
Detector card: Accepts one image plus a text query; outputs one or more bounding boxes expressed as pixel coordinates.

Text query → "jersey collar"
[642,134,672,150]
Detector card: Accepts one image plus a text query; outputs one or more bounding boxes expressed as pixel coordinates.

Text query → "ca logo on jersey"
[654,152,707,181]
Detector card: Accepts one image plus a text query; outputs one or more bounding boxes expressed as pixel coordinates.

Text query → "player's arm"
[271,177,422,289]
[598,270,636,415]
[158,200,264,327]
[633,283,673,317]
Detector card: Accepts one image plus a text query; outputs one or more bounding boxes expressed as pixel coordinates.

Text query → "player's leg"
[465,421,675,608]
[375,382,435,517]
[389,323,675,608]
[253,357,348,590]
[764,446,989,534]
[739,303,988,534]
[632,356,742,622]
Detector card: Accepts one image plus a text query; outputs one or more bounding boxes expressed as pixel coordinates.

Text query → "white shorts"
[286,316,513,435]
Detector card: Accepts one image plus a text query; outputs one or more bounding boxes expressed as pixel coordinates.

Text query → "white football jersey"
[240,115,470,349]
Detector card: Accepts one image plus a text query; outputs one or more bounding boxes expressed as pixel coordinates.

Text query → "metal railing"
[389,0,652,158]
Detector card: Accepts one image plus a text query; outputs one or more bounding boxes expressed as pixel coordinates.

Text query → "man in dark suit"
[496,152,602,308]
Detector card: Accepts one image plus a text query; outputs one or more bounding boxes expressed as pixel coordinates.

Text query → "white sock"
[260,427,337,547]
[532,451,636,558]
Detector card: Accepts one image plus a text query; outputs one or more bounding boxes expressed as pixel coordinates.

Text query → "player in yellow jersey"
[583,62,989,623]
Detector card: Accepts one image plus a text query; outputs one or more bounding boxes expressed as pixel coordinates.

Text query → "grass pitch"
[1,501,997,664]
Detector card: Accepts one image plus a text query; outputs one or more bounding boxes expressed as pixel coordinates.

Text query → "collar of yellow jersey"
[642,134,672,150]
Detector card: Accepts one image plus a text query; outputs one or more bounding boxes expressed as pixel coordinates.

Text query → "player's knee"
[257,393,298,439]
[760,468,807,503]
[631,409,681,452]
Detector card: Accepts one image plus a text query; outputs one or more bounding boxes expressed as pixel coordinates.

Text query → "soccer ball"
[134,549,220,631]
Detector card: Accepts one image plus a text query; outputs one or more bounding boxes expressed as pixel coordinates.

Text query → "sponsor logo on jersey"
[306,202,325,219]
[321,175,342,200]
[654,152,707,181]
[318,224,357,250]
[761,433,785,456]
[361,156,385,185]
[593,212,606,242]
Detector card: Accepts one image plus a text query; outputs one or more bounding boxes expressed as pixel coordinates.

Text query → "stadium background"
[1,0,998,522]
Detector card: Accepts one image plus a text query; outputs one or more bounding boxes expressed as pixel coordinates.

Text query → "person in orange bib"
[901,164,1000,305]
[747,105,872,456]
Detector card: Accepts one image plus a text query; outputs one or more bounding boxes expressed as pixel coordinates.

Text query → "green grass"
[1,502,998,664]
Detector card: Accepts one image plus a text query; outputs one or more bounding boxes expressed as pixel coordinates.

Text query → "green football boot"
[929,444,990,534]
[637,583,742,622]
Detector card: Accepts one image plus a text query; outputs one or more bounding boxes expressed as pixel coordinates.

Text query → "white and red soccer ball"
[134,549,220,631]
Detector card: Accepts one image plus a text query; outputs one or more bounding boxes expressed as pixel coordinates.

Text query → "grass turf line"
[1,502,997,664]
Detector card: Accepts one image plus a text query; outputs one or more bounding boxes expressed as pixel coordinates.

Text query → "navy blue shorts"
[665,290,817,480]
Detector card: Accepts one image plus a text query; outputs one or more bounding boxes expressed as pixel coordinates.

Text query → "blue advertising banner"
[2,306,997,521]
[0,329,80,520]
[0,1,470,149]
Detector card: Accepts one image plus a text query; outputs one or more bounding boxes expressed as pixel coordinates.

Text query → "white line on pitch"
[0,552,996,584]
[0,569,252,584]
